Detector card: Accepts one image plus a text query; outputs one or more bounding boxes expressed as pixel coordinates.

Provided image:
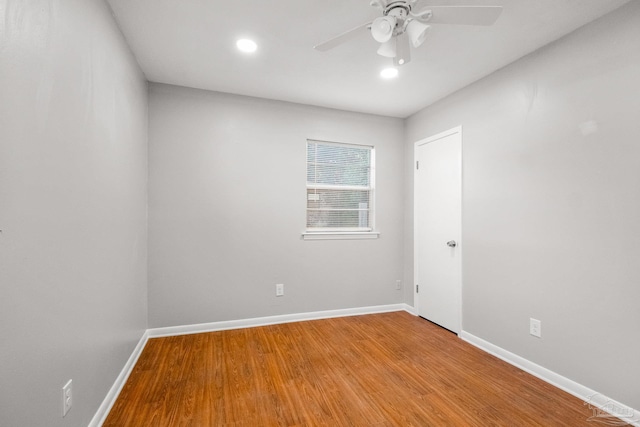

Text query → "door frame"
[413,125,463,332]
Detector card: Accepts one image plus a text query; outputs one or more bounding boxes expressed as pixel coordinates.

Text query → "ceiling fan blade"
[314,21,373,52]
[421,6,503,26]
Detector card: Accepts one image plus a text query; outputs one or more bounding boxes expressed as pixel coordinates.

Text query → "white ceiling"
[106,0,630,118]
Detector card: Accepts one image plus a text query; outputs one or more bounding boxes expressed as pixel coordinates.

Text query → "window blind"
[306,140,374,232]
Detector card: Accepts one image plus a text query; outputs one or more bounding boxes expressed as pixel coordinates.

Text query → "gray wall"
[0,1,148,426]
[404,1,640,410]
[148,83,404,328]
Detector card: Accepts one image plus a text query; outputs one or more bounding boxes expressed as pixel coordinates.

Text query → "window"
[304,140,378,239]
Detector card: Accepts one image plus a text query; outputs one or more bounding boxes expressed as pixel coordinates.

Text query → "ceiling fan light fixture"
[236,38,257,53]
[380,67,398,79]
[371,16,396,43]
[407,20,430,48]
[377,39,396,58]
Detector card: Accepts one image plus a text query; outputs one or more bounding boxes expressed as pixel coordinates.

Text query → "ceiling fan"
[314,1,503,66]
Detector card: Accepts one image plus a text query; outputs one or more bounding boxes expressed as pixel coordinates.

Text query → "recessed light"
[380,67,398,79]
[236,39,257,53]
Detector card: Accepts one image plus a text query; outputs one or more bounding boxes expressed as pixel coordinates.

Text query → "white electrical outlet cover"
[62,379,72,417]
[530,318,541,338]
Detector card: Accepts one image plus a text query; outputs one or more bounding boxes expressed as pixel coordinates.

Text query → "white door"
[414,127,462,333]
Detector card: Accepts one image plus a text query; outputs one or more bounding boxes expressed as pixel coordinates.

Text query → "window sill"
[301,231,380,241]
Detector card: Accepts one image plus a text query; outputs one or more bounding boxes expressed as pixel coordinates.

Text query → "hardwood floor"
[104,311,625,426]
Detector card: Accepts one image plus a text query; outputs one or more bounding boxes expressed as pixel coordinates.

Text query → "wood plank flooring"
[104,311,626,426]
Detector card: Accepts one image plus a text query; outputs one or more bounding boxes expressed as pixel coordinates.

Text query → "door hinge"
[416,161,419,170]
[416,284,419,293]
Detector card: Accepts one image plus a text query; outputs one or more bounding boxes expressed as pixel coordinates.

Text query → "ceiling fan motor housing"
[384,2,411,35]
[384,1,412,15]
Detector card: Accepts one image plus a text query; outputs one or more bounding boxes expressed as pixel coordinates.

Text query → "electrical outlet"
[62,379,72,417]
[276,283,284,297]
[395,280,402,290]
[530,318,541,338]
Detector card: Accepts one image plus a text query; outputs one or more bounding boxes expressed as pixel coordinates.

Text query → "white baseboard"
[148,303,411,338]
[88,330,149,427]
[403,303,417,316]
[460,331,639,427]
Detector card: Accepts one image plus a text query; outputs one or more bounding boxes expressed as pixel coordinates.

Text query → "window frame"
[302,139,379,240]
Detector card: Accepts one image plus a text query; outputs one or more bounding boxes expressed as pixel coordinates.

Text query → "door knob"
[447,240,457,248]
